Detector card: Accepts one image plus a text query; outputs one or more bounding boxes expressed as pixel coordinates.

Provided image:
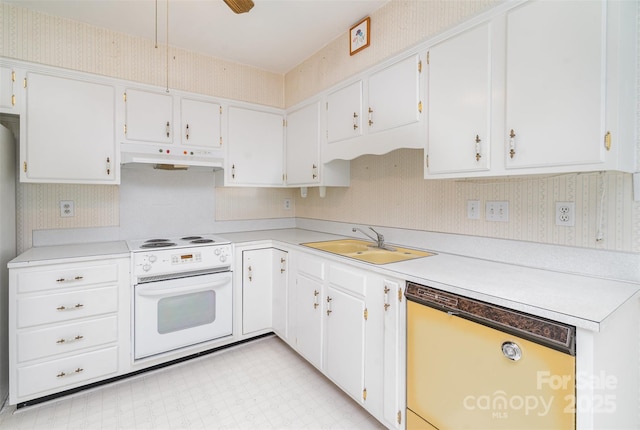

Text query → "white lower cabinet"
[292,252,324,369]
[381,278,405,429]
[240,247,288,336]
[8,257,130,405]
[325,267,366,403]
[287,250,405,428]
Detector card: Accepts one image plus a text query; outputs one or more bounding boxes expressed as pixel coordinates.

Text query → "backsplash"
[294,150,640,253]
[3,1,639,255]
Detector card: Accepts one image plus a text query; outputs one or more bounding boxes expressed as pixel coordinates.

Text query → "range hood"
[121,143,224,170]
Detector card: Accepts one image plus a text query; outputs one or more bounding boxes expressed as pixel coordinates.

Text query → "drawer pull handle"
[56,368,84,378]
[56,276,84,283]
[56,335,84,344]
[56,303,84,311]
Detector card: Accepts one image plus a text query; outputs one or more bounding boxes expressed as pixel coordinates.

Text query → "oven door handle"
[137,276,231,298]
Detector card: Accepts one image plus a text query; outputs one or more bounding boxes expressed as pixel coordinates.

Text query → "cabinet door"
[180,98,221,149]
[382,278,403,429]
[124,88,173,144]
[286,101,320,186]
[368,54,421,134]
[325,285,366,403]
[326,80,363,144]
[504,0,605,169]
[427,23,491,174]
[227,106,284,186]
[242,248,274,335]
[24,72,116,183]
[294,274,323,369]
[0,66,18,111]
[271,249,288,339]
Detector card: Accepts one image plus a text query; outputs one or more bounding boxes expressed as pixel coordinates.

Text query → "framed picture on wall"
[350,17,370,56]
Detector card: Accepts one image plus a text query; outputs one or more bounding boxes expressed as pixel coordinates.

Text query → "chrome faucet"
[352,226,392,250]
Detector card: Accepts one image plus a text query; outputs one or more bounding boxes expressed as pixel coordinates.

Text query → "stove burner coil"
[144,239,171,243]
[181,236,203,241]
[140,242,177,249]
[191,239,215,244]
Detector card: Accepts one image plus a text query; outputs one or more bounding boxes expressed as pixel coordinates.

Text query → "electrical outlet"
[486,201,509,222]
[555,202,575,226]
[467,200,480,220]
[283,198,291,210]
[60,200,75,217]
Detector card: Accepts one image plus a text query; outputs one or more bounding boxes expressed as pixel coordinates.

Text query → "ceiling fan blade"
[223,0,255,14]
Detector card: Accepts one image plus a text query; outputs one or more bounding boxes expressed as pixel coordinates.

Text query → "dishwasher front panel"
[407,300,575,429]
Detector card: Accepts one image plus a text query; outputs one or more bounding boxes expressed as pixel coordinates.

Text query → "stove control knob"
[143,264,151,272]
[149,255,157,263]
[220,255,227,263]
[214,248,221,256]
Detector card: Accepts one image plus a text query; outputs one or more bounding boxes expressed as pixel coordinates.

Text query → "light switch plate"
[486,201,509,222]
[467,200,480,220]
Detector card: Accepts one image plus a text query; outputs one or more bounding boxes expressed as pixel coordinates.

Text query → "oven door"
[134,272,232,359]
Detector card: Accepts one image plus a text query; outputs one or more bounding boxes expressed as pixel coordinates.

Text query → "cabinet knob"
[185,123,190,140]
[166,121,171,138]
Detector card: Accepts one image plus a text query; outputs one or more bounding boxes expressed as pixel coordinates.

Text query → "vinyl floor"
[0,335,385,429]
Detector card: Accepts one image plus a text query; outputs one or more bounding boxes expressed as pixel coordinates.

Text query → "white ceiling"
[7,0,390,74]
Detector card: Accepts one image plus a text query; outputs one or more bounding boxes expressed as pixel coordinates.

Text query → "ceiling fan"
[223,0,254,14]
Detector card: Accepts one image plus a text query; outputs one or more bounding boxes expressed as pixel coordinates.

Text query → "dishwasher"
[405,281,576,429]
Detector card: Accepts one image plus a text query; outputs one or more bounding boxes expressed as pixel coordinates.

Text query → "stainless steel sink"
[301,239,435,265]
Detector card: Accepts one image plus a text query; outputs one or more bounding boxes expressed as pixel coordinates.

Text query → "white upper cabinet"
[503,0,604,169]
[426,22,492,175]
[122,87,223,151]
[324,53,425,162]
[0,65,22,112]
[425,0,636,179]
[123,88,173,144]
[23,71,118,184]
[224,105,284,186]
[285,99,350,188]
[180,98,222,149]
[368,54,421,134]
[286,100,321,186]
[326,80,364,144]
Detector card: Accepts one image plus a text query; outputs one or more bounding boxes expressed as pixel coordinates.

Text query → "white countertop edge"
[8,241,130,267]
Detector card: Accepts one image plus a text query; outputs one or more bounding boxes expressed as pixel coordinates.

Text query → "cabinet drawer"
[17,346,118,398]
[297,253,325,280]
[17,263,119,294]
[17,316,118,363]
[328,265,366,296]
[17,286,118,328]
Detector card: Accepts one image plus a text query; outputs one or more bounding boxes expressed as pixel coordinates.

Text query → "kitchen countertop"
[7,241,130,267]
[219,228,640,332]
[7,229,639,331]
